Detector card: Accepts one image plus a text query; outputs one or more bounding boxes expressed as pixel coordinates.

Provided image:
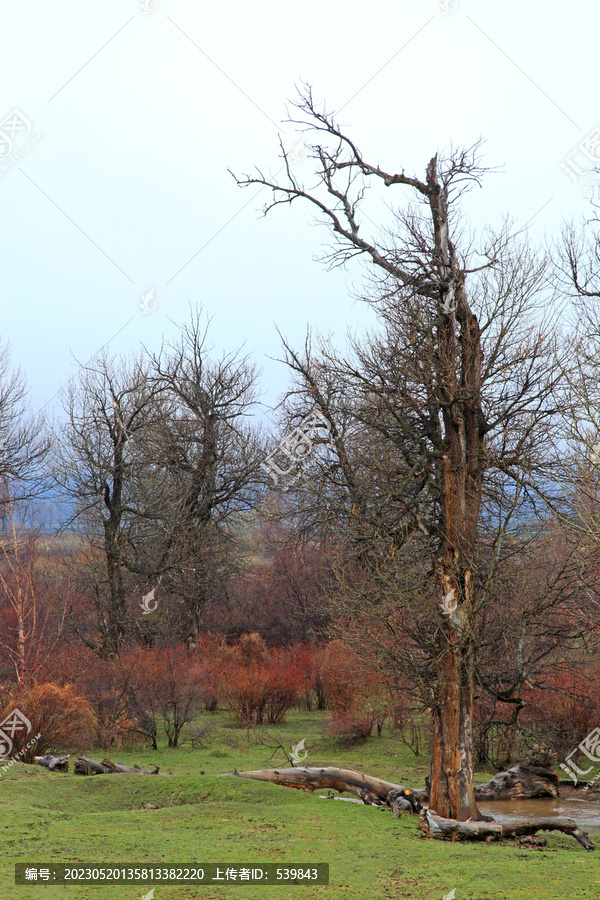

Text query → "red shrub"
[327,718,374,742]
[312,641,389,741]
[520,667,600,759]
[217,637,305,726]
[0,682,96,763]
[77,656,133,750]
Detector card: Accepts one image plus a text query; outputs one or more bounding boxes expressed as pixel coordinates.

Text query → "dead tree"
[222,762,593,849]
[473,752,558,801]
[219,766,425,810]
[418,809,594,851]
[220,756,559,808]
[233,87,567,820]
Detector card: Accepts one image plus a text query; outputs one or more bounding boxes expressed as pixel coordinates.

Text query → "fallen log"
[34,754,70,772]
[220,755,557,810]
[74,756,159,776]
[219,766,424,812]
[419,808,594,851]
[473,752,559,801]
[221,760,591,849]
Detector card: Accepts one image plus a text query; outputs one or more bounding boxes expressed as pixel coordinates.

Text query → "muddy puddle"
[479,797,600,829]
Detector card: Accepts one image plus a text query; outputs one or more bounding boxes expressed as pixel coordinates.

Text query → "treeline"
[2,107,600,782]
[0,296,599,768]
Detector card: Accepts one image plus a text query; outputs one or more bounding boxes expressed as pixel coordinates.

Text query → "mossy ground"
[1,710,599,899]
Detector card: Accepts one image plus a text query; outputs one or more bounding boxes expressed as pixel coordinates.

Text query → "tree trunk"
[419,808,594,851]
[74,756,159,775]
[430,631,481,820]
[34,754,70,771]
[428,156,486,820]
[219,766,425,810]
[474,752,559,800]
[104,524,126,657]
[222,756,559,807]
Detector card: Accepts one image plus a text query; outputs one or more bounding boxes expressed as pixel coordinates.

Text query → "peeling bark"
[419,809,595,851]
[221,757,560,807]
[219,766,425,811]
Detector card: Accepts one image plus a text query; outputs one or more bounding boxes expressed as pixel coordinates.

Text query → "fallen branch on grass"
[473,752,559,800]
[418,808,595,851]
[220,752,559,812]
[34,754,70,772]
[73,756,159,776]
[219,766,424,813]
[219,765,594,850]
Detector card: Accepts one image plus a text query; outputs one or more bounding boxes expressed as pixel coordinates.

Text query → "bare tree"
[55,312,265,653]
[54,350,164,657]
[137,310,266,642]
[0,499,68,684]
[0,339,49,509]
[233,88,568,820]
[557,196,600,301]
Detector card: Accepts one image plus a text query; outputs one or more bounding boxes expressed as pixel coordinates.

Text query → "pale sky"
[0,0,597,423]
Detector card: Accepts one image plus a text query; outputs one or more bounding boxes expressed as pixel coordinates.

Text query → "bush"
[327,717,374,742]
[520,668,600,761]
[217,638,304,726]
[77,657,134,750]
[123,646,206,748]
[0,682,96,763]
[311,641,388,742]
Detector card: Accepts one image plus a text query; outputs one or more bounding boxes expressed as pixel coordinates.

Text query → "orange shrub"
[217,638,305,726]
[1,682,96,763]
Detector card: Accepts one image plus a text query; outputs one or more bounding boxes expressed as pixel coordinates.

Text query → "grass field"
[2,710,600,900]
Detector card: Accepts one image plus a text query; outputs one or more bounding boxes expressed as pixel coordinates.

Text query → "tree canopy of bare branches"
[233,87,572,820]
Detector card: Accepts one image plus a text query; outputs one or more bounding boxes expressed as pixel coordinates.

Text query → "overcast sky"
[1,0,597,425]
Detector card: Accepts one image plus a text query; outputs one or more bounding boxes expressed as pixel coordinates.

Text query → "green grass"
[1,710,599,899]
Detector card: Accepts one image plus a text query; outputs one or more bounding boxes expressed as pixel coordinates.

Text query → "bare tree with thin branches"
[233,87,569,820]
